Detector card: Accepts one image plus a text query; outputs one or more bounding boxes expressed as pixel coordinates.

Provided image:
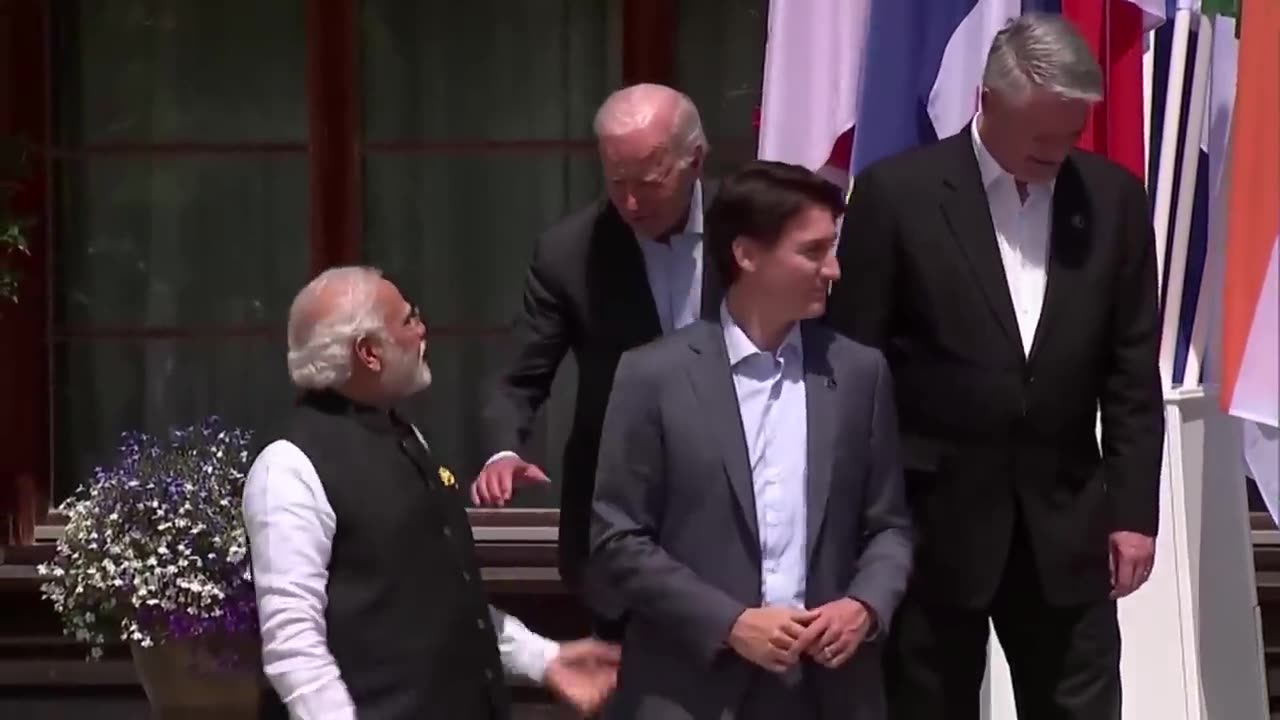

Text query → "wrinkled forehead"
[599,128,676,172]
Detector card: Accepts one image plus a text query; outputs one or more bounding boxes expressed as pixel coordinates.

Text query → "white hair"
[592,83,708,162]
[286,265,386,389]
[983,12,1103,103]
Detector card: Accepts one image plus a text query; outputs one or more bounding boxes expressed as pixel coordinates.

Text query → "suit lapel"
[599,204,662,338]
[802,324,836,564]
[938,134,1023,359]
[1028,157,1091,366]
[698,179,722,321]
[685,322,758,545]
[699,245,723,322]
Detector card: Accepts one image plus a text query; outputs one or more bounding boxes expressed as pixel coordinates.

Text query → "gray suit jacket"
[590,319,913,720]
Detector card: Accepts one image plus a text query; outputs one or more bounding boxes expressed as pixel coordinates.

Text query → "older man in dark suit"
[826,13,1164,720]
[470,84,722,640]
[591,161,913,719]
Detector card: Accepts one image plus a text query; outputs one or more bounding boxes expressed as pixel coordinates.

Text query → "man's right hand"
[727,606,819,673]
[469,455,551,507]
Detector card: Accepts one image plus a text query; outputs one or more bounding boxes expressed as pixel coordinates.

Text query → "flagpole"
[1143,33,1156,178]
[1152,8,1193,388]
[1160,12,1214,388]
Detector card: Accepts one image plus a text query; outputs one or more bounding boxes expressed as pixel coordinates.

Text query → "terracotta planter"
[130,634,263,718]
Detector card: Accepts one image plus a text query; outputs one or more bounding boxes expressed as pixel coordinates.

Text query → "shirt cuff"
[490,606,560,684]
[484,451,520,467]
[279,675,357,720]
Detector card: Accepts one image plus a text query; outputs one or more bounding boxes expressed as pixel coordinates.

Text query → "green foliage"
[1,137,30,307]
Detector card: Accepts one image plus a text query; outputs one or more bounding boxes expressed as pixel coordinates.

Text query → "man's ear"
[354,336,381,373]
[689,145,706,173]
[731,235,756,276]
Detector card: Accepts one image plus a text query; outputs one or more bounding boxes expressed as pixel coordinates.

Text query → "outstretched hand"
[470,455,550,507]
[543,638,622,717]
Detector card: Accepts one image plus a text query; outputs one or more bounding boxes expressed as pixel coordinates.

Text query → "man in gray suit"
[590,161,913,719]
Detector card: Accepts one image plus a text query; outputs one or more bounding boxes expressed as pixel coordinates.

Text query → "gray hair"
[593,83,708,162]
[983,13,1103,103]
[286,265,386,389]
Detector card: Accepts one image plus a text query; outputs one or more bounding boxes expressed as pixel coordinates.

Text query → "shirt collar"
[969,114,1056,197]
[720,301,802,367]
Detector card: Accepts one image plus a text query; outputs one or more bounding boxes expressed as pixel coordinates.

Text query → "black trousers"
[886,515,1121,720]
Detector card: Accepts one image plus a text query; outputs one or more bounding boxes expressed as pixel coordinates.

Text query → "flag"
[1143,4,1210,384]
[1218,0,1280,516]
[855,0,1024,172]
[852,0,1024,174]
[1220,0,1278,426]
[756,0,870,188]
[1060,0,1159,180]
[850,0,1164,175]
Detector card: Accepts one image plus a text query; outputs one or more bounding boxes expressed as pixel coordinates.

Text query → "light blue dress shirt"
[635,180,704,334]
[721,303,808,609]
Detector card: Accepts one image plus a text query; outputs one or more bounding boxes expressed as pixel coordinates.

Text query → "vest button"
[484,669,494,681]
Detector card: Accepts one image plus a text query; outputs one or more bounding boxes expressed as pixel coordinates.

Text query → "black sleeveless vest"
[258,390,510,720]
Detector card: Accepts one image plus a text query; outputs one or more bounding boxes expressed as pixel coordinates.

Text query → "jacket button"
[462,570,471,582]
[443,526,453,537]
[476,617,487,630]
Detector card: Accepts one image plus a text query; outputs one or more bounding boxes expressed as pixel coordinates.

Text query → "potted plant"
[38,418,264,717]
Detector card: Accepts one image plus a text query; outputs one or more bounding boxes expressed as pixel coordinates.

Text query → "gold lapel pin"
[438,466,457,488]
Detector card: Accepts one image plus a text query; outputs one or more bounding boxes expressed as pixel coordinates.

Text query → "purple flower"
[38,416,261,660]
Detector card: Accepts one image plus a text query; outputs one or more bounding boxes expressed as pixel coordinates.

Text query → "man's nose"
[821,251,841,281]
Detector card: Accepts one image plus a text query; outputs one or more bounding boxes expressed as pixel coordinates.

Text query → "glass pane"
[363,152,601,327]
[53,0,308,144]
[675,0,767,176]
[52,157,309,329]
[362,0,623,142]
[52,336,293,502]
[397,335,574,509]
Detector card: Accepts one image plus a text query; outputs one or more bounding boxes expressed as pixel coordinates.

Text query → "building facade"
[0,0,768,537]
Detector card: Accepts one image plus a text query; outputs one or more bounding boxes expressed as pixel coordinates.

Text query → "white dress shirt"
[970,115,1054,355]
[488,180,705,468]
[244,439,560,720]
[721,304,808,609]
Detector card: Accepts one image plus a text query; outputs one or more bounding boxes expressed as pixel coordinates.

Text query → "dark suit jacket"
[825,130,1164,609]
[590,319,913,720]
[482,187,722,599]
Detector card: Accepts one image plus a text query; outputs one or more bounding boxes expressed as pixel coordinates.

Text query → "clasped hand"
[727,598,873,673]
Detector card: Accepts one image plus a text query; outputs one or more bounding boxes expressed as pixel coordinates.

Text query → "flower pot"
[130,634,264,718]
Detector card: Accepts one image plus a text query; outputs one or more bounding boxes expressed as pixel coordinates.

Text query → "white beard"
[383,341,432,396]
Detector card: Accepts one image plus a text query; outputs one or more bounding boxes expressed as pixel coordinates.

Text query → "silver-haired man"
[470,84,723,642]
[244,266,620,720]
[826,13,1163,719]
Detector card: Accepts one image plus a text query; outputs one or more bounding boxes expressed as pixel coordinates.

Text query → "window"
[0,0,767,533]
[360,0,624,506]
[47,0,310,503]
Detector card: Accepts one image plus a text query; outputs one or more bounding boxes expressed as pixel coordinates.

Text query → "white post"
[982,389,1269,719]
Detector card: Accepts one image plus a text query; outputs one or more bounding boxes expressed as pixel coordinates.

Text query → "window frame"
[0,0,679,544]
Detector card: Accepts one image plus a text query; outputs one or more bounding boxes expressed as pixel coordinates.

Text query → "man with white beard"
[244,266,620,720]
